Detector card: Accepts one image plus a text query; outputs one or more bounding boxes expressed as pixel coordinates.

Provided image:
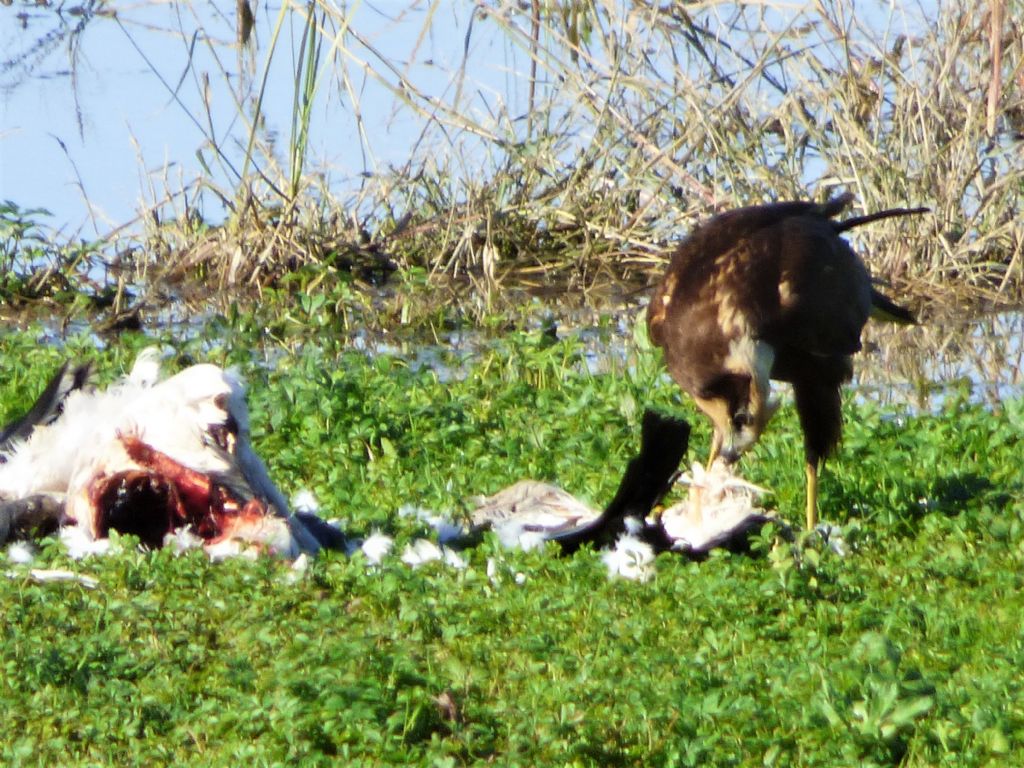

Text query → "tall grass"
[4,0,1023,303]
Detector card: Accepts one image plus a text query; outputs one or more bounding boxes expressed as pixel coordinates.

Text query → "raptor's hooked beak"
[719,444,742,465]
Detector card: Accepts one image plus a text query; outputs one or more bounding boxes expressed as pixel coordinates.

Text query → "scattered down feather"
[1,362,778,581]
[601,536,656,582]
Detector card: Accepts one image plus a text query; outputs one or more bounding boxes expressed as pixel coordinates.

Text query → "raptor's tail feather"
[870,287,917,325]
[835,206,930,232]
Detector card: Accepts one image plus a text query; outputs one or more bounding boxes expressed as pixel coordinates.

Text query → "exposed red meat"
[87,434,271,549]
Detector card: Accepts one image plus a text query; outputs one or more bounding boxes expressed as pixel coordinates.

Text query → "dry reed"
[4,0,1023,306]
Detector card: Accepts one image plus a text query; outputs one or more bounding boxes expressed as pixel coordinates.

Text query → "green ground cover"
[0,323,1022,767]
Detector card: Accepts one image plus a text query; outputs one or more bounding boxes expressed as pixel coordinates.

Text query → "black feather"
[0,361,93,455]
[550,410,690,553]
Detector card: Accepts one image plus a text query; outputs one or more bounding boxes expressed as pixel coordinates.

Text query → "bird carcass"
[0,350,327,557]
[469,410,779,561]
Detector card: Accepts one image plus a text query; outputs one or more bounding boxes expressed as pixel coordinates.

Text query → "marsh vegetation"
[3,0,1023,316]
[2,1,1023,765]
[0,329,1022,766]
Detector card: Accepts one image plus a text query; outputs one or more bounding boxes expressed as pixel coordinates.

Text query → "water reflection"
[346,306,1024,412]
[855,311,1022,411]
[5,294,1021,411]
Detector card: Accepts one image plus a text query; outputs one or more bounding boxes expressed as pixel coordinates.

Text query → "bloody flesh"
[88,433,270,548]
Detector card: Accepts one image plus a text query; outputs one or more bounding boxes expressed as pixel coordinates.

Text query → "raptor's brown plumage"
[647,193,926,529]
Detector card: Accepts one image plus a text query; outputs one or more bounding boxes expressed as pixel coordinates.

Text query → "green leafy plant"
[0,327,1021,765]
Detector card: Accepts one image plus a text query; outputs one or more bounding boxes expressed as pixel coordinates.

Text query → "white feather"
[397,504,466,544]
[400,538,467,570]
[4,568,99,589]
[285,553,310,583]
[492,520,550,552]
[401,538,443,567]
[601,535,656,582]
[60,526,114,560]
[360,533,394,565]
[291,489,320,514]
[6,541,35,565]
[127,346,163,387]
[163,527,205,554]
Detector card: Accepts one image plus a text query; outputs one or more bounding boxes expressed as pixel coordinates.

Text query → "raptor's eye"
[732,412,754,430]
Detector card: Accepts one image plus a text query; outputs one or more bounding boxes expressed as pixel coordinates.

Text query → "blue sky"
[1,1,932,237]
[1,2,522,236]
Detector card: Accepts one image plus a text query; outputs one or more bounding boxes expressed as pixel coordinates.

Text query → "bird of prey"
[646,193,926,530]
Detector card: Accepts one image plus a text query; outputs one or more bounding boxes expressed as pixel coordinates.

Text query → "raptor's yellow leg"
[805,461,819,531]
[707,430,722,470]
